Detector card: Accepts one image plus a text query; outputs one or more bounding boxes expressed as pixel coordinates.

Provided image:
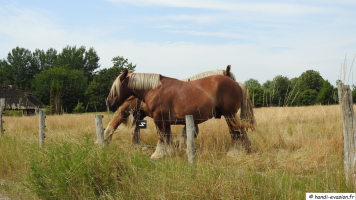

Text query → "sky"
[0,0,356,86]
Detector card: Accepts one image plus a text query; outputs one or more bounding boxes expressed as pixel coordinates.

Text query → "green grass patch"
[3,110,22,116]
[0,132,354,199]
[26,133,129,199]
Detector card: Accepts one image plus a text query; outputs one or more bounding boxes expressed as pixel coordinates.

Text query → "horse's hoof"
[150,151,166,160]
[226,150,243,157]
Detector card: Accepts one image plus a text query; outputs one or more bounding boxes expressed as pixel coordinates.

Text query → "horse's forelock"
[108,76,122,100]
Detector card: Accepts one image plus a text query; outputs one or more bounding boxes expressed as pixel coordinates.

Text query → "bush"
[295,89,318,106]
[3,110,22,116]
[72,102,84,114]
[45,105,54,115]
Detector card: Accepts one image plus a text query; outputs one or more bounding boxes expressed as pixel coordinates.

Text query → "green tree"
[73,102,85,114]
[244,78,263,107]
[56,46,100,81]
[31,48,58,72]
[50,79,62,114]
[285,77,299,106]
[33,66,87,113]
[85,56,136,112]
[111,56,136,71]
[297,70,324,93]
[244,78,260,89]
[262,80,275,107]
[272,75,290,106]
[0,47,38,91]
[0,59,8,84]
[316,80,335,105]
[295,89,318,106]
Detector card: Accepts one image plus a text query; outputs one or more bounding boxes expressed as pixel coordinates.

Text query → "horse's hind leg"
[177,124,199,150]
[131,111,145,145]
[177,126,186,150]
[225,118,251,156]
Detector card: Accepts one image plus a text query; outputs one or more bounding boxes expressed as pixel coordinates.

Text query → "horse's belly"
[173,100,215,120]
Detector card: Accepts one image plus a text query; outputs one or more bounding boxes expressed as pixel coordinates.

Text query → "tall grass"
[0,106,355,199]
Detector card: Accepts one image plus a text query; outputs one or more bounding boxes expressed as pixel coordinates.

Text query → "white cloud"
[0,3,354,87]
[166,30,248,39]
[0,5,116,59]
[106,0,332,15]
[164,14,226,24]
[94,39,352,86]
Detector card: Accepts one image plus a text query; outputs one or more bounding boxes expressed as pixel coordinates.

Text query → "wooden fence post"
[0,98,5,137]
[338,85,356,186]
[39,109,45,147]
[95,114,104,148]
[185,115,196,165]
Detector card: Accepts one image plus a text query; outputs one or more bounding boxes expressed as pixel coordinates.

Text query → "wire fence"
[93,113,343,157]
[0,110,344,157]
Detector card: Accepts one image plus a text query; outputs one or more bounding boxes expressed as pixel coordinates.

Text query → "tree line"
[243,70,349,107]
[0,46,135,113]
[0,45,350,113]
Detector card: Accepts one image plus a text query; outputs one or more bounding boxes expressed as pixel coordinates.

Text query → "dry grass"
[0,105,354,199]
[133,105,343,169]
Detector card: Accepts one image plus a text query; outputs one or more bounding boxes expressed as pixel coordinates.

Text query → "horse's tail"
[237,82,255,131]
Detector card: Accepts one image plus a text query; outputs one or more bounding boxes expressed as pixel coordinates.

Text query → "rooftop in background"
[0,85,44,111]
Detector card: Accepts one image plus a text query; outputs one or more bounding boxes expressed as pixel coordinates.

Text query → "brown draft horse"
[106,68,255,159]
[104,66,241,147]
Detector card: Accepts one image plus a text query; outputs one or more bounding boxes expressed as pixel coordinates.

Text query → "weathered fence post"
[39,109,45,147]
[0,98,5,137]
[185,115,196,164]
[338,85,356,186]
[95,114,104,148]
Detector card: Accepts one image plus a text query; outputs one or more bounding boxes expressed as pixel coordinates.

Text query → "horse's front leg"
[150,122,174,160]
[104,110,129,144]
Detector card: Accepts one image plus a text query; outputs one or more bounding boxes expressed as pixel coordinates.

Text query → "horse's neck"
[130,89,150,102]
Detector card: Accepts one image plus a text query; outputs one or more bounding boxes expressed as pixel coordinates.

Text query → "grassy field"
[0,105,355,199]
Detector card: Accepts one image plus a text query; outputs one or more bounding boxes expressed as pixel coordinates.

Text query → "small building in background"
[0,85,45,115]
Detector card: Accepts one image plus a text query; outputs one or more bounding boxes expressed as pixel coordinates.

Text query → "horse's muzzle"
[108,102,118,112]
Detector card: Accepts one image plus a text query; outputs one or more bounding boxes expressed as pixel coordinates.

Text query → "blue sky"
[1,0,355,86]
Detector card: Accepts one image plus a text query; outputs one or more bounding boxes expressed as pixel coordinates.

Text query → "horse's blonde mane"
[108,73,161,101]
[128,73,161,90]
[109,76,122,100]
[181,69,236,82]
[109,69,236,104]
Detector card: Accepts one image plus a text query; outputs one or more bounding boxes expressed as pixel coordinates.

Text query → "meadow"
[0,105,354,199]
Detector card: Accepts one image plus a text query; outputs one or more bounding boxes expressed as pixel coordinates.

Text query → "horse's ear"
[120,69,129,82]
[224,65,231,77]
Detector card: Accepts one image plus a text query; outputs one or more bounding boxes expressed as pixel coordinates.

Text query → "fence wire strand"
[32,113,344,158]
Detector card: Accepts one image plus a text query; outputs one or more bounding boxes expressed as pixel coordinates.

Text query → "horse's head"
[106,69,131,112]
